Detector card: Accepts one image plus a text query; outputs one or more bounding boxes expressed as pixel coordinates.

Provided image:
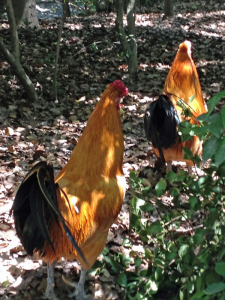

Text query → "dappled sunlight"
[1,0,225,298]
[134,11,225,40]
[64,22,83,30]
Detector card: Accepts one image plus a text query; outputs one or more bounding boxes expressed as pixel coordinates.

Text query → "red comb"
[110,80,128,97]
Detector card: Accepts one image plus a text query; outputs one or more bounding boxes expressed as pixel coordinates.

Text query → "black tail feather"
[13,161,86,265]
[144,94,180,164]
[29,179,56,252]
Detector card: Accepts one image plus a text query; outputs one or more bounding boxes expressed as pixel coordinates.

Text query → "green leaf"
[149,280,158,293]
[189,94,195,103]
[89,259,104,275]
[197,112,209,122]
[147,220,163,235]
[104,256,124,272]
[130,213,142,230]
[178,244,189,258]
[207,113,223,138]
[214,137,225,166]
[183,147,194,160]
[131,196,146,214]
[92,43,98,51]
[1,280,10,288]
[205,91,225,115]
[123,239,131,248]
[165,251,176,263]
[193,229,205,245]
[215,262,225,276]
[197,92,225,123]
[144,248,154,259]
[155,178,167,196]
[222,106,225,128]
[203,136,220,161]
[169,187,180,197]
[189,196,198,208]
[196,274,204,292]
[199,249,211,264]
[120,254,131,267]
[205,270,221,286]
[102,248,109,255]
[135,198,146,210]
[180,289,184,300]
[130,170,138,181]
[135,256,142,267]
[165,171,177,184]
[177,170,188,181]
[217,248,225,261]
[140,203,153,212]
[155,267,163,281]
[190,291,206,300]
[117,273,127,287]
[205,282,225,294]
[188,282,195,294]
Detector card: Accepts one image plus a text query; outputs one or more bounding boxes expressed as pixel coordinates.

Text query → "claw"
[62,268,92,300]
[69,290,93,300]
[43,262,59,300]
[62,274,77,288]
[42,290,60,300]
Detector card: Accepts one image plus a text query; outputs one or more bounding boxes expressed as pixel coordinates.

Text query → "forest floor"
[0,1,225,299]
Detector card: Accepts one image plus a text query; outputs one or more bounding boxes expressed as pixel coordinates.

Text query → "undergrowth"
[122,91,225,300]
[91,91,225,300]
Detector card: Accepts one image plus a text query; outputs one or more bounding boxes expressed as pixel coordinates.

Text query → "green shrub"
[122,91,225,299]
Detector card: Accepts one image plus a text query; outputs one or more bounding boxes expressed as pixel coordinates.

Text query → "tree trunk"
[164,0,174,17]
[126,0,137,75]
[65,1,70,17]
[0,38,38,102]
[1,0,38,102]
[6,0,19,59]
[116,0,137,76]
[11,0,39,27]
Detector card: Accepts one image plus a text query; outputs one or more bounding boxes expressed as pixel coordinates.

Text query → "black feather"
[12,161,86,265]
[144,94,180,163]
[29,179,56,252]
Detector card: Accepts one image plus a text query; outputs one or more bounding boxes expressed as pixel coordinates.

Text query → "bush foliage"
[123,91,225,300]
[91,91,225,300]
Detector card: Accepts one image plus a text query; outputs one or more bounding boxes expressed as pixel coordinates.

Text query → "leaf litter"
[0,0,225,299]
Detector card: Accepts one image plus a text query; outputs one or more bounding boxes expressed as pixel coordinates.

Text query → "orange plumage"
[144,41,207,171]
[44,84,126,268]
[13,80,128,299]
[163,40,207,122]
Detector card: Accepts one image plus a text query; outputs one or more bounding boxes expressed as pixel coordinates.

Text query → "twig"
[0,38,38,102]
[175,224,204,233]
[163,215,182,227]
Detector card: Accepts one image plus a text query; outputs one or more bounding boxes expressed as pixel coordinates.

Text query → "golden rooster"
[144,41,207,173]
[12,80,128,300]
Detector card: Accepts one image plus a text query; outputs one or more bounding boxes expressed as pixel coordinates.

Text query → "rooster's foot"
[42,261,59,300]
[68,281,93,300]
[69,289,93,300]
[42,289,59,300]
[66,268,93,300]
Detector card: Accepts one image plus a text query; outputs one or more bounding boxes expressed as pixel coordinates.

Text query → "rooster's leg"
[69,267,92,300]
[188,166,192,176]
[166,161,172,173]
[43,261,59,300]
